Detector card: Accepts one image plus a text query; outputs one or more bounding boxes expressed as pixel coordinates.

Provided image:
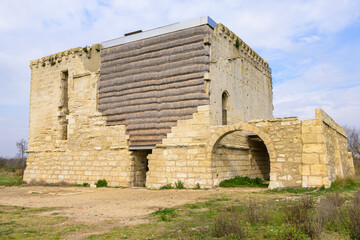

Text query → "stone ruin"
[24,17,355,189]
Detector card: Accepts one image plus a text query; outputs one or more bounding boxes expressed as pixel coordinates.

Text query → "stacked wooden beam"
[99,25,213,146]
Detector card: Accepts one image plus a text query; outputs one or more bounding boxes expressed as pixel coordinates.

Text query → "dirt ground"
[0,185,264,225]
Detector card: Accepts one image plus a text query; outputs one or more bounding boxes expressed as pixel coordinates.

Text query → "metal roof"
[102,16,217,49]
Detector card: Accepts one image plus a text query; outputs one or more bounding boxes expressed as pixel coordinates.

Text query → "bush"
[95,179,108,187]
[316,193,345,231]
[219,176,267,188]
[175,180,184,189]
[284,196,323,239]
[82,182,90,187]
[244,199,269,225]
[330,177,359,191]
[159,183,173,189]
[152,208,176,221]
[194,183,201,190]
[341,191,360,239]
[213,212,244,239]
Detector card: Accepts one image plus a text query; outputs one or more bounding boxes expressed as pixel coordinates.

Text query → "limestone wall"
[146,105,212,188]
[206,23,273,125]
[24,45,134,186]
[301,109,355,188]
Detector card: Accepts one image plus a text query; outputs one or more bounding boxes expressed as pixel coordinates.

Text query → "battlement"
[29,44,101,69]
[213,23,270,76]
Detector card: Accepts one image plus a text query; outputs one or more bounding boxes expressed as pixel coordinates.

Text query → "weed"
[152,208,176,221]
[235,38,240,48]
[82,182,90,187]
[329,177,359,191]
[213,212,244,239]
[83,46,88,53]
[95,179,108,187]
[244,199,269,225]
[42,62,46,67]
[159,183,173,189]
[340,191,360,239]
[316,192,345,231]
[175,180,184,189]
[194,183,201,190]
[0,173,22,186]
[284,196,323,239]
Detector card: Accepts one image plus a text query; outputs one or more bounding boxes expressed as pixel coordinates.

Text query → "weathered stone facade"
[24,17,355,189]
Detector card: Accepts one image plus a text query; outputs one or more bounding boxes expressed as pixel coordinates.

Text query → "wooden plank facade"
[98,25,213,147]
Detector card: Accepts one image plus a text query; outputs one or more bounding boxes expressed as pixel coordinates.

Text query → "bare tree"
[343,126,360,170]
[16,139,28,160]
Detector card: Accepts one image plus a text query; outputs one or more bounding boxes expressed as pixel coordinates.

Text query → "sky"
[0,0,359,157]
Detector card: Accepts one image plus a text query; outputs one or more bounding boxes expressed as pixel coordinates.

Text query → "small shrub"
[194,183,201,190]
[82,46,88,53]
[330,177,359,191]
[95,179,108,187]
[284,196,323,239]
[159,183,173,189]
[235,38,240,48]
[175,180,184,189]
[152,208,176,221]
[244,199,269,225]
[13,169,24,178]
[213,212,244,239]
[341,191,360,239]
[219,176,267,188]
[316,192,345,231]
[82,182,90,187]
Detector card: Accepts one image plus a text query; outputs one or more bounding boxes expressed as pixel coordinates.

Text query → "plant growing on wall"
[235,38,240,48]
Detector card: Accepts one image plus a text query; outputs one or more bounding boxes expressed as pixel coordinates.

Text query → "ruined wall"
[24,45,134,186]
[301,109,355,188]
[206,23,273,125]
[146,105,212,189]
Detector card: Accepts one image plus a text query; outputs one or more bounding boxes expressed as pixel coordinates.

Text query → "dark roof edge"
[102,16,217,49]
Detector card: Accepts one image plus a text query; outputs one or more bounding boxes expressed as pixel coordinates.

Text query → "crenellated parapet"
[213,23,271,76]
[29,44,101,69]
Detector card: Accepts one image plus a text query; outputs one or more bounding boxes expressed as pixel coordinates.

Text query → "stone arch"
[208,122,276,187]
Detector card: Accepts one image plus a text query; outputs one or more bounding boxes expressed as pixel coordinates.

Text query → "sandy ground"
[0,185,265,224]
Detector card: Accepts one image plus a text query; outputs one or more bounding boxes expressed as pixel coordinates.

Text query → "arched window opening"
[222,91,229,125]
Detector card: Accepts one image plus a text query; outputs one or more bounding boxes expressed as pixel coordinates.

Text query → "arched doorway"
[208,123,275,187]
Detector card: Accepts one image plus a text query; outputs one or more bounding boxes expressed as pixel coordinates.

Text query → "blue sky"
[0,0,359,157]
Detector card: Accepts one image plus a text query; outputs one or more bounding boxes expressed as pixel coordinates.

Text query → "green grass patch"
[0,173,22,186]
[219,176,268,188]
[327,177,360,191]
[266,187,318,194]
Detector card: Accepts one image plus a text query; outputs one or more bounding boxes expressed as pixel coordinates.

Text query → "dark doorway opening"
[132,150,151,187]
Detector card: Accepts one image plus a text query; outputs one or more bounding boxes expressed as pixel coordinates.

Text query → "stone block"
[303,144,324,153]
[302,154,319,164]
[308,176,323,186]
[310,164,327,175]
[302,165,310,175]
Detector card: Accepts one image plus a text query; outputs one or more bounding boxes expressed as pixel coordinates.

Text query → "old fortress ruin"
[24,17,355,189]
